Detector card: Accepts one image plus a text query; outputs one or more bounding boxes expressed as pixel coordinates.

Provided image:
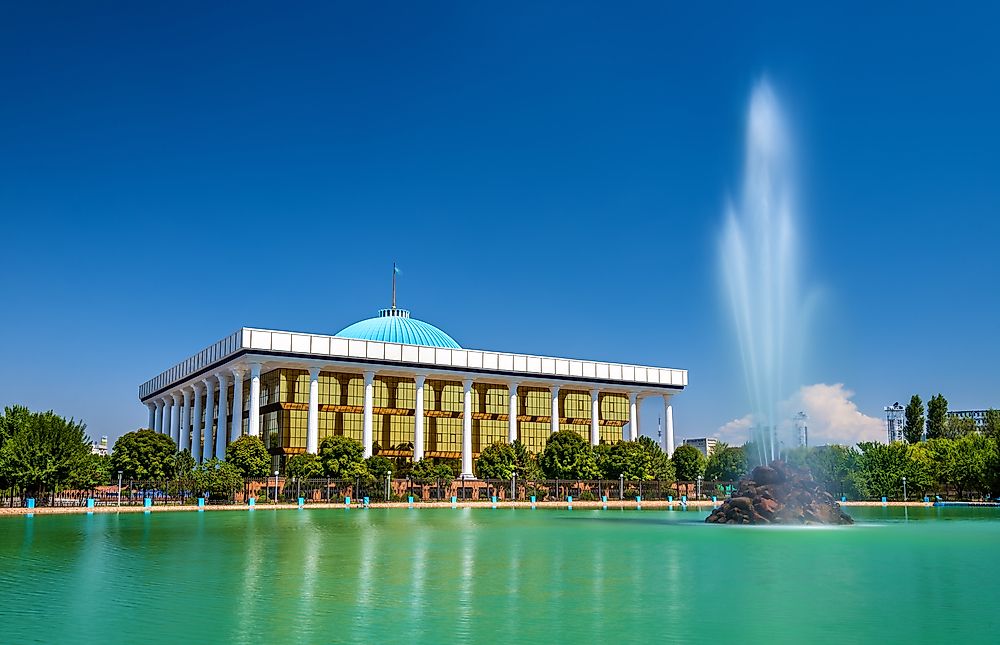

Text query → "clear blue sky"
[2,2,998,445]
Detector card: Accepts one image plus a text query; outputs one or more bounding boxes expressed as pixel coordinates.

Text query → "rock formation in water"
[705,461,853,525]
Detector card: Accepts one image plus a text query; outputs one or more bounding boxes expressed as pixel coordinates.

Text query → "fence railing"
[1,478,741,508]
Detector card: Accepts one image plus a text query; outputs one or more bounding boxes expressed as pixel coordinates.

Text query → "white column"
[550,385,560,434]
[590,389,600,446]
[170,393,181,446]
[508,382,519,443]
[307,366,321,454]
[203,377,216,461]
[231,367,245,443]
[665,397,675,457]
[362,370,375,458]
[461,378,474,478]
[146,403,156,430]
[216,373,229,459]
[413,374,426,461]
[192,384,204,463]
[628,392,639,441]
[180,388,192,452]
[154,399,164,433]
[161,398,172,438]
[248,362,262,437]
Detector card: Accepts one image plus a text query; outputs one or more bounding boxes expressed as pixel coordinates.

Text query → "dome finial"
[391,262,400,309]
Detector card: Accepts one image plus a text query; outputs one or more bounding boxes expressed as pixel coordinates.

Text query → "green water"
[2,506,999,644]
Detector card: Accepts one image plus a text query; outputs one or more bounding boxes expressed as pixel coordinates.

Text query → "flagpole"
[392,262,396,309]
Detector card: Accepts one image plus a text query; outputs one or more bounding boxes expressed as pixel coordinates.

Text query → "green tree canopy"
[903,395,925,443]
[926,394,949,440]
[364,455,394,483]
[475,442,518,479]
[538,430,598,479]
[173,449,196,478]
[511,440,544,480]
[671,444,706,481]
[0,409,92,495]
[225,435,270,478]
[191,458,244,500]
[985,409,1000,443]
[854,441,915,499]
[786,444,860,498]
[286,453,324,479]
[318,435,367,479]
[111,429,178,480]
[595,438,674,480]
[67,453,112,490]
[944,416,976,439]
[704,444,747,481]
[410,459,455,483]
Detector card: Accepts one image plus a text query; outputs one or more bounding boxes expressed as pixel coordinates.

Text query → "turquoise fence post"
[248,498,256,509]
[408,495,414,508]
[297,497,304,508]
[923,496,930,503]
[681,495,687,502]
[198,497,205,510]
[86,498,95,509]
[530,495,536,508]
[363,496,370,508]
[712,496,717,504]
[345,496,351,507]
[144,497,152,508]
[881,496,887,504]
[841,496,847,503]
[491,495,497,508]
[450,495,457,507]
[27,498,35,509]
[636,495,642,503]
[601,495,607,504]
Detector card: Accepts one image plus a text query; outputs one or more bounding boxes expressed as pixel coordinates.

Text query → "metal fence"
[0,478,738,508]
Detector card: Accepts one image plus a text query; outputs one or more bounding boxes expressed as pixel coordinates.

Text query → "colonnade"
[145,362,677,473]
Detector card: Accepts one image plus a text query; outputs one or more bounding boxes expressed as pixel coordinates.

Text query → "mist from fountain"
[721,80,803,466]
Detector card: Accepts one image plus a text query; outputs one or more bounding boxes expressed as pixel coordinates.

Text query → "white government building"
[139,306,687,476]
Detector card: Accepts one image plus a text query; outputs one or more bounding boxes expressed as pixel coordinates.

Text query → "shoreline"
[0,499,937,516]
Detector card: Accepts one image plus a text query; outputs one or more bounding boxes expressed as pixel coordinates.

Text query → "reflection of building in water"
[794,411,808,447]
[884,402,905,443]
[683,437,718,457]
[139,290,688,476]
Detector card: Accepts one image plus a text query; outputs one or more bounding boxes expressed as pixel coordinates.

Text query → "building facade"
[794,411,808,447]
[946,409,992,431]
[682,437,717,458]
[138,308,687,475]
[885,402,906,443]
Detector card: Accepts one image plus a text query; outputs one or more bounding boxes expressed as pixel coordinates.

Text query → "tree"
[538,430,598,479]
[595,439,674,481]
[944,416,977,439]
[926,394,949,440]
[0,410,92,496]
[67,453,112,490]
[410,459,455,483]
[853,442,910,499]
[318,435,367,479]
[511,440,544,480]
[225,435,270,478]
[191,458,244,500]
[985,409,1000,443]
[364,455,394,484]
[286,453,323,479]
[903,395,925,443]
[671,444,706,481]
[476,442,518,479]
[173,449,196,478]
[636,436,674,480]
[111,429,178,480]
[704,444,747,481]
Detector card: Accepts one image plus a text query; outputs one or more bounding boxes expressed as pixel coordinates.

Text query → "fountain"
[720,80,801,465]
[711,81,851,525]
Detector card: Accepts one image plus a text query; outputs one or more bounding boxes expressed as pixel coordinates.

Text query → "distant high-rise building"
[946,409,993,431]
[91,435,109,456]
[794,411,808,447]
[683,437,718,458]
[885,402,906,443]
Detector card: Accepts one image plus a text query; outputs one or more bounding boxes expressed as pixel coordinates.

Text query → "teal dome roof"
[335,308,461,348]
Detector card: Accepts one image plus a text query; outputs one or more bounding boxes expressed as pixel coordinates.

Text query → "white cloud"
[714,383,883,448]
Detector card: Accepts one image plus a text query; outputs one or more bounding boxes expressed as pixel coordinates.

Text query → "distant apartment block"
[683,437,718,457]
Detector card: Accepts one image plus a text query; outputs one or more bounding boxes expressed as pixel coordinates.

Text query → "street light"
[117,470,123,508]
[619,473,624,500]
[697,475,703,500]
[902,476,907,502]
[273,470,279,504]
[385,470,391,501]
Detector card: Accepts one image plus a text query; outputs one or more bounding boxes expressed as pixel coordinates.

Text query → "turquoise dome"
[335,308,461,348]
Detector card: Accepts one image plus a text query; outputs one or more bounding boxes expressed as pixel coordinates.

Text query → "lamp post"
[619,473,624,500]
[273,470,279,504]
[117,470,123,508]
[385,470,391,501]
[697,475,703,500]
[902,476,907,502]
